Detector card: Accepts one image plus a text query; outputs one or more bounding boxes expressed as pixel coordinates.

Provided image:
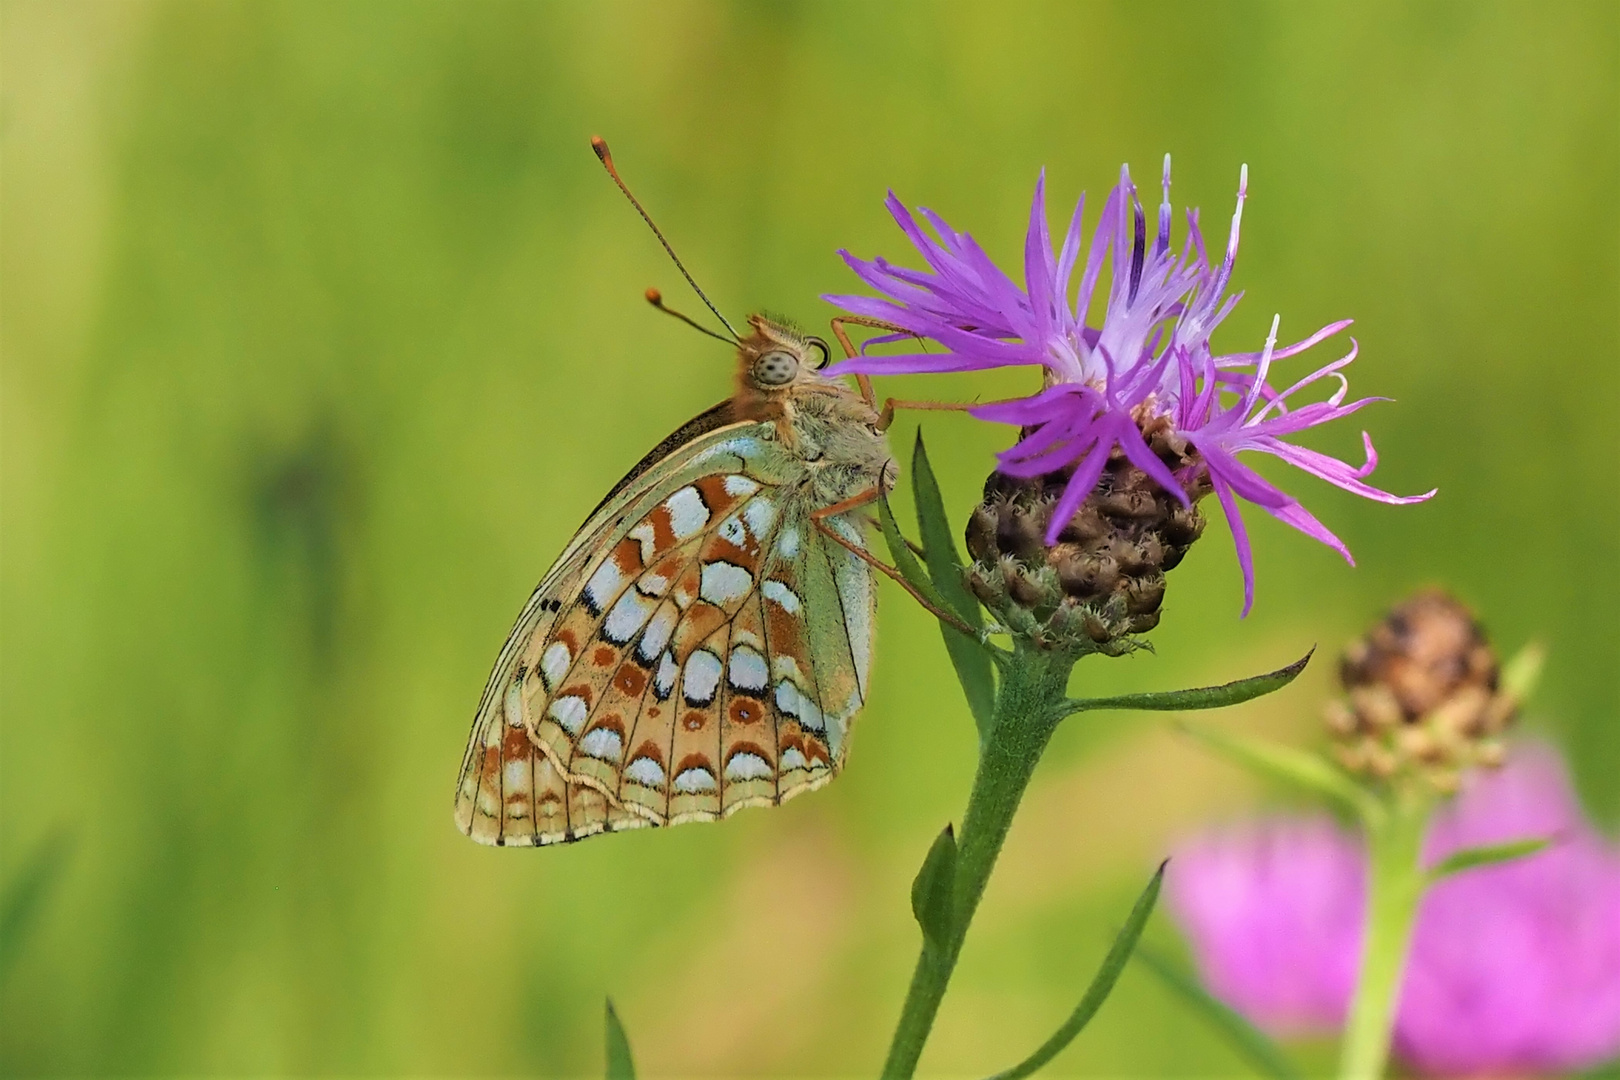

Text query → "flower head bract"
[826,159,1434,614]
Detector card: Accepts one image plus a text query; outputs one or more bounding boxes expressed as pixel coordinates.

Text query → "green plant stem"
[1339,795,1430,1080]
[881,642,1074,1079]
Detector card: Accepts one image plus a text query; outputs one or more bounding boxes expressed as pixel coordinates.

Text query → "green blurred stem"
[1339,795,1431,1080]
[882,642,1073,1080]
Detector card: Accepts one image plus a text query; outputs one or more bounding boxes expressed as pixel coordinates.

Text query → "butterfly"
[453,312,900,846]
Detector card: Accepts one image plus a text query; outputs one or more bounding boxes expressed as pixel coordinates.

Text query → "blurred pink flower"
[1166,743,1620,1076]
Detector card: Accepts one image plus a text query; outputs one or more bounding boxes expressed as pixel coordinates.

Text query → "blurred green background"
[2,1,1615,1076]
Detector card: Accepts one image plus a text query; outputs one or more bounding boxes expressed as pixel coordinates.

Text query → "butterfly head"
[737,314,833,392]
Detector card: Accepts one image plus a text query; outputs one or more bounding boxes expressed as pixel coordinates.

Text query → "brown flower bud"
[1325,588,1517,792]
[964,435,1206,653]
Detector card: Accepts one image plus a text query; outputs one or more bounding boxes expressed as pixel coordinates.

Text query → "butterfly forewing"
[454,421,879,846]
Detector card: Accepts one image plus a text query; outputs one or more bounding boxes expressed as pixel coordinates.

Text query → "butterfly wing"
[454,422,878,846]
[452,495,654,846]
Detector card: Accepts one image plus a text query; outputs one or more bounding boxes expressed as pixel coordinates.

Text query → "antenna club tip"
[590,135,611,163]
[645,287,663,305]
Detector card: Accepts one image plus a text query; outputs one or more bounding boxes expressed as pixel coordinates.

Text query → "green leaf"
[1059,650,1313,721]
[984,862,1165,1080]
[912,431,996,741]
[1175,719,1379,821]
[877,493,965,624]
[605,997,636,1080]
[1429,837,1550,882]
[1132,942,1303,1080]
[0,828,74,984]
[910,824,957,952]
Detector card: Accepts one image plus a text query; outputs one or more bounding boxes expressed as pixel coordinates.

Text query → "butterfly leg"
[874,398,976,432]
[828,316,981,431]
[812,488,977,635]
[830,315,919,408]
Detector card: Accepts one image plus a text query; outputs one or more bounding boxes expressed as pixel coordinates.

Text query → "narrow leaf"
[1060,650,1312,719]
[1176,720,1378,821]
[985,862,1166,1080]
[1132,942,1303,1080]
[877,494,965,624]
[912,431,996,740]
[910,824,957,952]
[0,828,73,984]
[1429,837,1550,882]
[605,997,637,1080]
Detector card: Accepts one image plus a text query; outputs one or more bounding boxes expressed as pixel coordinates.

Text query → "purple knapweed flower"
[826,160,1434,613]
[1166,743,1620,1076]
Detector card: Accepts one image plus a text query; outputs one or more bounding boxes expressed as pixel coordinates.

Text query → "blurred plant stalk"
[1338,788,1430,1080]
[1178,590,1545,1080]
[1335,594,1539,1080]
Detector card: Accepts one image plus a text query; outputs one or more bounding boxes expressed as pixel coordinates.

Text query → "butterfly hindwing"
[456,425,759,843]
[458,424,866,845]
[455,417,882,846]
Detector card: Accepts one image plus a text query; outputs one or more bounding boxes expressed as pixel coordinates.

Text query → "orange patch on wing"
[765,604,805,651]
[650,551,689,589]
[672,602,728,658]
[610,537,645,575]
[694,474,745,519]
[676,752,715,776]
[631,741,665,767]
[705,531,761,571]
[669,561,704,608]
[682,710,708,732]
[803,738,831,767]
[593,645,617,667]
[588,714,625,739]
[502,727,531,759]
[728,697,766,726]
[557,629,580,654]
[559,683,594,709]
[643,505,678,557]
[727,740,773,766]
[613,665,647,697]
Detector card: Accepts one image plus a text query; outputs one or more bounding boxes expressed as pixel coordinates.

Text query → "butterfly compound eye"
[753,349,799,387]
[806,337,831,370]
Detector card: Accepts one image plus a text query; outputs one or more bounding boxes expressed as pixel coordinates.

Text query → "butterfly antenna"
[644,288,734,345]
[591,136,740,341]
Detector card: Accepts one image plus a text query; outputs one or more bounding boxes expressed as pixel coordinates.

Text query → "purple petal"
[829,165,1431,618]
[1206,461,1258,617]
[1113,413,1190,507]
[1216,319,1354,366]
[1055,194,1085,301]
[1263,499,1354,565]
[1258,438,1437,506]
[1043,443,1113,546]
